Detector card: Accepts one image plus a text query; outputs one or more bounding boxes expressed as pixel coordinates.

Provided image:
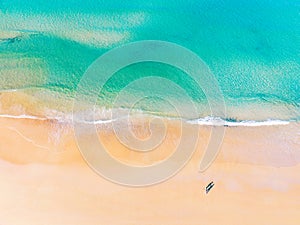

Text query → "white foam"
[0,113,293,127]
[187,116,290,127]
[0,114,48,121]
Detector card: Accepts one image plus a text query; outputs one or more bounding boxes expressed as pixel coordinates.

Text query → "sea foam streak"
[186,116,291,127]
[0,113,293,127]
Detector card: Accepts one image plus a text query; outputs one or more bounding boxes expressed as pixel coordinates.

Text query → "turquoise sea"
[0,0,299,124]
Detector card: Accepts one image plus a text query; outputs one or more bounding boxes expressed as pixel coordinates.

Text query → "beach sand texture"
[0,117,299,225]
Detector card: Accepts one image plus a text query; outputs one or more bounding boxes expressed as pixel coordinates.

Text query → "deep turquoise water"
[0,0,299,122]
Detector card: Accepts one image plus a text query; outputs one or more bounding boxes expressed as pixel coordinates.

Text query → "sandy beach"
[1,0,299,224]
[0,117,299,225]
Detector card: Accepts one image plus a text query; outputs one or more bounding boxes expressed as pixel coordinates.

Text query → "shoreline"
[1,90,299,124]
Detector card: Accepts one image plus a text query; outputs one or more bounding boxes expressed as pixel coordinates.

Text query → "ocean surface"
[0,0,299,125]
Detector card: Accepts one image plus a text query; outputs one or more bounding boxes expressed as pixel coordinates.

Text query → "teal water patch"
[0,0,299,120]
[0,33,103,91]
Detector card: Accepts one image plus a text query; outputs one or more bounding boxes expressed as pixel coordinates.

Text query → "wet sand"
[0,117,299,225]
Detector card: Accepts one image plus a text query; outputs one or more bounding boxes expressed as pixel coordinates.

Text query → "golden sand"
[0,117,299,225]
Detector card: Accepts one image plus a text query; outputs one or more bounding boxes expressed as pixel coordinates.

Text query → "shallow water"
[0,0,299,123]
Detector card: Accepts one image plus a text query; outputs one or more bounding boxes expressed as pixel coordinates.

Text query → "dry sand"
[0,117,299,225]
